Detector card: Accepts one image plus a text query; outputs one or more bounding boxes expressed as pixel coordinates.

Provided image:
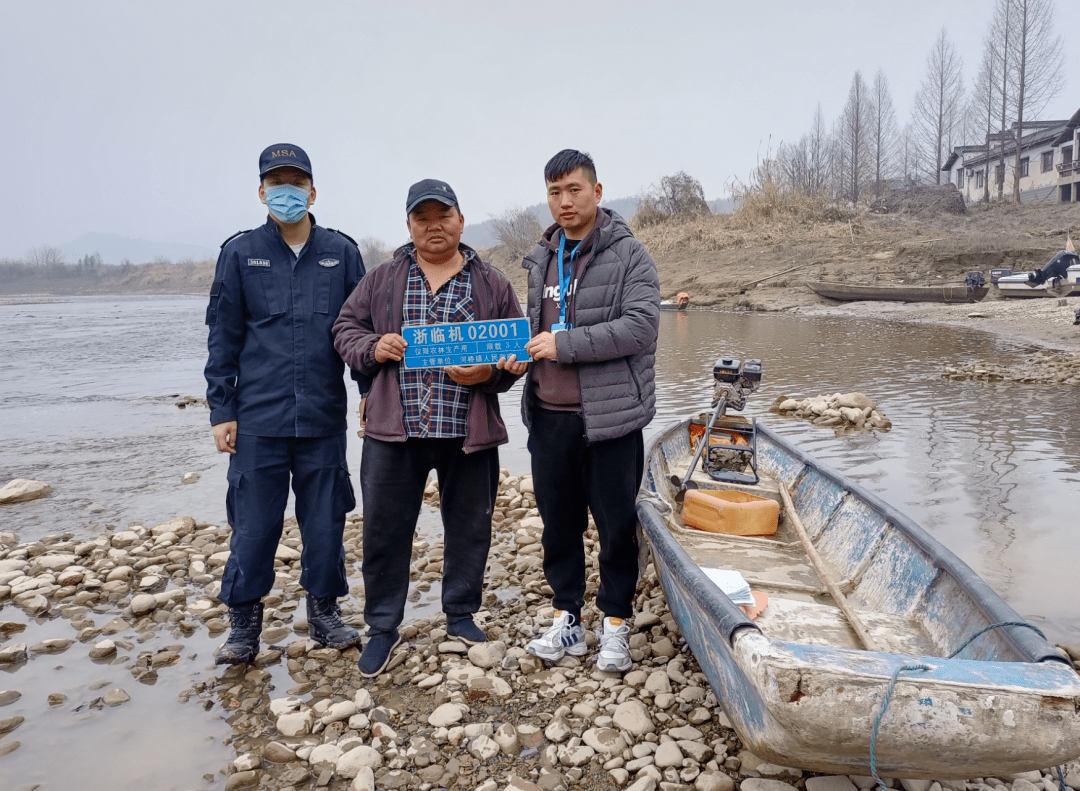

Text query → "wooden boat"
[638,414,1080,778]
[806,280,989,304]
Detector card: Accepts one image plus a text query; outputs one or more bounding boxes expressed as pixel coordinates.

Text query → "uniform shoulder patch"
[326,227,358,247]
[220,229,252,249]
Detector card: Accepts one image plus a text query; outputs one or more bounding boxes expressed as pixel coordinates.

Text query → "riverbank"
[630,195,1080,376]
[3,472,1080,790]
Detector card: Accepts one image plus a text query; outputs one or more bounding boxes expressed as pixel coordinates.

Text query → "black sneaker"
[358,630,402,678]
[446,616,488,645]
[214,602,264,665]
[307,595,361,649]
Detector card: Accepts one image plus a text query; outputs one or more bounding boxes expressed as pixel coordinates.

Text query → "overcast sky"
[3,0,1079,260]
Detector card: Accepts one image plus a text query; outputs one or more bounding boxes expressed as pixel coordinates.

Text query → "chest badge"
[319,258,340,268]
[247,258,270,268]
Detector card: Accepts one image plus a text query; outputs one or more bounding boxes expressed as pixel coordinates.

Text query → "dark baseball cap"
[259,144,312,178]
[406,179,458,214]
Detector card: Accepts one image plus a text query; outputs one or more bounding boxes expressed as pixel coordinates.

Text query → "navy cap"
[406,179,458,214]
[259,144,312,178]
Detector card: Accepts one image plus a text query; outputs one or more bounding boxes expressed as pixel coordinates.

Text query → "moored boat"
[996,267,1080,297]
[636,359,1080,778]
[806,278,988,304]
[995,249,1080,298]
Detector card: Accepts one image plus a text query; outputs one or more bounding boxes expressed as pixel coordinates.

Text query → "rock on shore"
[0,479,53,504]
[769,392,891,431]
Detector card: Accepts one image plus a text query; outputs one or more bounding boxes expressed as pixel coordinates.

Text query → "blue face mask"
[264,183,311,224]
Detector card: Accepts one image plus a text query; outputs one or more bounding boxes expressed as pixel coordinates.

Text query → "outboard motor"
[965,271,986,291]
[671,357,763,498]
[1027,250,1079,287]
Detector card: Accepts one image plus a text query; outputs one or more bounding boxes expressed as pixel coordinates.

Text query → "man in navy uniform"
[205,144,366,664]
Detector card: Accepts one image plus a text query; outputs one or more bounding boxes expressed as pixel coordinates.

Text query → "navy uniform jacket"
[205,215,366,437]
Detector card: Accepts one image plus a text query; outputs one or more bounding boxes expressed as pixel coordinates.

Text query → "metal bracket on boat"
[671,357,762,498]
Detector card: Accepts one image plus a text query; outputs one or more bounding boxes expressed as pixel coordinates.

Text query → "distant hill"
[461,197,641,249]
[58,233,216,265]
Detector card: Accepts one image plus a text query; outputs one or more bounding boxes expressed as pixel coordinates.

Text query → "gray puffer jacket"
[521,209,660,442]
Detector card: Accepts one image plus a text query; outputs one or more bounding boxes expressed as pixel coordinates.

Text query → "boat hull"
[806,280,989,304]
[638,420,1080,777]
[996,264,1080,297]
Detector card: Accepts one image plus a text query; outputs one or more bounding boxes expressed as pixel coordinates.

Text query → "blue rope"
[869,620,1048,789]
[870,662,931,790]
[1057,764,1072,791]
[945,620,1046,659]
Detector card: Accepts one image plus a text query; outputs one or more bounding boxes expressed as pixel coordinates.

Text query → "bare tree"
[638,171,710,223]
[777,139,804,194]
[868,70,899,196]
[899,123,921,185]
[489,207,543,261]
[1005,0,1064,200]
[830,116,848,200]
[776,104,834,198]
[970,37,1000,202]
[838,71,872,202]
[26,245,66,269]
[990,0,1015,199]
[912,28,965,184]
[358,236,392,268]
[807,105,832,195]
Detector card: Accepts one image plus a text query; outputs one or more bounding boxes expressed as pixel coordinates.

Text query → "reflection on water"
[2,297,1080,786]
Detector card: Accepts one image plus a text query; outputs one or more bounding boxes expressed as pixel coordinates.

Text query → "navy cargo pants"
[220,433,355,607]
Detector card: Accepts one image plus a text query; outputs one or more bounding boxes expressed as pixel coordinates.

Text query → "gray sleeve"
[557,241,660,364]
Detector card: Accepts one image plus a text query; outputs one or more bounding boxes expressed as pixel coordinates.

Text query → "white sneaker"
[597,616,632,672]
[526,610,587,661]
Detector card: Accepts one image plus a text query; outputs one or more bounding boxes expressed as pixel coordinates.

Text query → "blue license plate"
[401,318,532,369]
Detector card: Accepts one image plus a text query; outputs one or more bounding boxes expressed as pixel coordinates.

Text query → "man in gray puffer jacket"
[522,149,660,673]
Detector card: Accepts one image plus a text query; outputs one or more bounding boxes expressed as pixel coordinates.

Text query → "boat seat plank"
[753,595,941,655]
[665,515,824,591]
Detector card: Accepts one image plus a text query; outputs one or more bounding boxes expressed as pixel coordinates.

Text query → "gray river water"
[1,295,1079,788]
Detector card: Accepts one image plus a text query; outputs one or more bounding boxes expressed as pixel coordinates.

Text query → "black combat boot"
[307,594,361,650]
[214,601,264,665]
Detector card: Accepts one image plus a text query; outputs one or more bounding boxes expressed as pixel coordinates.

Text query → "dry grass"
[634,183,1080,309]
[632,181,864,256]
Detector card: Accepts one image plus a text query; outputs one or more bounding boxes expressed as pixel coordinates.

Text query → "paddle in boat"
[636,357,1080,779]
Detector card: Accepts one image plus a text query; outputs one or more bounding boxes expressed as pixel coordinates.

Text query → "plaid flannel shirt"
[397,255,475,438]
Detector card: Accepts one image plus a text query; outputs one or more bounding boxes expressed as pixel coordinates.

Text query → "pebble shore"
[2,472,1080,791]
[942,350,1080,385]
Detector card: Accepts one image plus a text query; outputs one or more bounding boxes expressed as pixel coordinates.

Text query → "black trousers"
[359,436,498,635]
[530,408,643,620]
